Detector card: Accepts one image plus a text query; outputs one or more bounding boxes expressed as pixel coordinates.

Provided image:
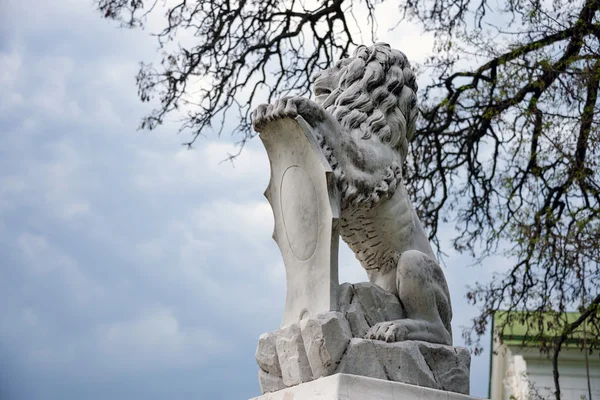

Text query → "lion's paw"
[365,319,452,345]
[252,96,324,132]
[252,103,273,132]
[364,320,410,343]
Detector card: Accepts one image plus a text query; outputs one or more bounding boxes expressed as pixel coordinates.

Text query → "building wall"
[490,337,600,399]
[526,356,600,399]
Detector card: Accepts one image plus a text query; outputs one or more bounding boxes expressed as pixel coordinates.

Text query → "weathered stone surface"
[254,44,454,346]
[259,116,341,328]
[256,331,282,377]
[255,284,471,395]
[337,338,470,395]
[249,374,482,400]
[276,324,313,386]
[335,338,387,381]
[417,341,471,394]
[300,311,352,378]
[258,369,286,394]
[252,44,473,398]
[338,282,405,338]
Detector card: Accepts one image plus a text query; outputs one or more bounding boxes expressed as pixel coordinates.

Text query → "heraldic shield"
[260,116,341,327]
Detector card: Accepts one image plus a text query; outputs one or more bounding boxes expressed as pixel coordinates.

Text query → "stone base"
[256,283,471,395]
[250,374,482,400]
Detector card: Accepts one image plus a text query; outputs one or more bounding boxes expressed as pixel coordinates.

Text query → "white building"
[489,312,600,400]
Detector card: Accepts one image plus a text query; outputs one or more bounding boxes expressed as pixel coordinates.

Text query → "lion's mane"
[316,43,419,206]
[324,43,418,159]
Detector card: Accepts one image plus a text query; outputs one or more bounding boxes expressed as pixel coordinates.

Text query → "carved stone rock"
[338,282,406,338]
[300,311,352,379]
[257,369,285,394]
[255,302,471,395]
[338,339,471,395]
[275,323,313,386]
[256,331,282,377]
[417,340,471,393]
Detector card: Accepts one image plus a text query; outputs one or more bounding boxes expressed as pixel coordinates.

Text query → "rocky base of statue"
[255,283,471,396]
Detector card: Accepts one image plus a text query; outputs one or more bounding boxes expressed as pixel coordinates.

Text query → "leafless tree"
[96,1,600,398]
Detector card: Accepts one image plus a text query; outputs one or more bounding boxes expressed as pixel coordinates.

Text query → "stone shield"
[260,116,340,327]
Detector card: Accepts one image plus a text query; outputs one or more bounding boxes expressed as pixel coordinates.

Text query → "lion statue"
[252,43,453,346]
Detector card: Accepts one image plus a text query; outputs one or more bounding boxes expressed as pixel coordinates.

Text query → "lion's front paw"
[251,96,298,132]
[252,96,324,132]
[365,320,410,343]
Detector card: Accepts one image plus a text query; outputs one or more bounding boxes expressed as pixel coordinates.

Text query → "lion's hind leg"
[365,250,453,345]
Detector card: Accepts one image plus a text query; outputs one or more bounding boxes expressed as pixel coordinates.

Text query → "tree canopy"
[96,0,600,398]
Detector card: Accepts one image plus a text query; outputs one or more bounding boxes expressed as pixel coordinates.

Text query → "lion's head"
[312,43,418,160]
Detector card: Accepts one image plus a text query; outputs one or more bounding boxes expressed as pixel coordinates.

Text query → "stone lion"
[252,43,453,346]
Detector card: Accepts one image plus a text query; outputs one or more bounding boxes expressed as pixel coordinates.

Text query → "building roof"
[493,310,597,347]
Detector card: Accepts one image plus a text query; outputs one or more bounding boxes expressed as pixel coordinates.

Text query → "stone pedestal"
[256,283,471,396]
[250,374,481,400]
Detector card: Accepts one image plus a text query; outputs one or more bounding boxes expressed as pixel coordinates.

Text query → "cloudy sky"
[0,1,500,399]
